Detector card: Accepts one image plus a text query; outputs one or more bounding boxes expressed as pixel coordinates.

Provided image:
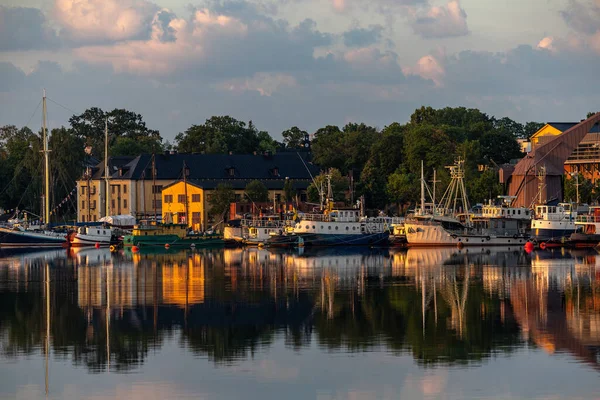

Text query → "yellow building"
[161,179,298,231]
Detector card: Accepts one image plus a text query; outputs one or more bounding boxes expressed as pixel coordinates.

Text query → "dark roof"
[164,178,312,191]
[99,152,320,181]
[90,156,136,179]
[548,122,600,133]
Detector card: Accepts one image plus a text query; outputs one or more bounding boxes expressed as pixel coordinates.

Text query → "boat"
[389,218,407,247]
[266,173,390,247]
[530,203,577,244]
[122,222,224,248]
[0,91,66,249]
[404,160,530,247]
[67,225,117,247]
[565,206,600,248]
[242,216,294,245]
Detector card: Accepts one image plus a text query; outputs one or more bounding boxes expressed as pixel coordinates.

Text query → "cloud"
[409,0,469,39]
[0,6,58,51]
[343,25,384,47]
[0,63,26,91]
[53,0,159,44]
[216,72,298,96]
[560,0,600,35]
[403,52,446,86]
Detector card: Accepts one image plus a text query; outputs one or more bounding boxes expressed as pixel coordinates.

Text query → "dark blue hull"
[531,228,576,242]
[297,232,389,247]
[0,228,66,248]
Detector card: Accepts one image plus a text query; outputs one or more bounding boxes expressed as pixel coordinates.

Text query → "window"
[81,186,86,195]
[112,185,115,194]
[152,199,162,209]
[228,168,235,177]
[91,200,96,209]
[178,194,186,203]
[93,215,97,222]
[111,199,115,209]
[164,195,173,204]
[152,185,163,194]
[123,199,128,208]
[192,194,201,202]
[90,185,96,194]
[276,194,281,202]
[235,194,241,202]
[81,200,85,210]
[82,215,86,222]
[192,212,201,224]
[123,185,127,194]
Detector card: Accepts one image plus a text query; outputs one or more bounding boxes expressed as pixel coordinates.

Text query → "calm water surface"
[0,246,599,399]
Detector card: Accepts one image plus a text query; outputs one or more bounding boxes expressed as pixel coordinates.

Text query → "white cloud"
[403,53,446,86]
[53,0,159,44]
[409,0,469,39]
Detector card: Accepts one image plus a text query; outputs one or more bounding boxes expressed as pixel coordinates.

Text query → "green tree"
[493,117,524,138]
[244,180,269,203]
[69,108,163,156]
[281,126,307,149]
[468,169,504,204]
[307,169,348,204]
[208,184,235,222]
[524,122,544,138]
[386,171,418,214]
[587,111,599,118]
[479,132,522,164]
[564,174,592,204]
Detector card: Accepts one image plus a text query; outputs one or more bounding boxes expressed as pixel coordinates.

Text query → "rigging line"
[46,97,79,116]
[14,157,44,212]
[22,99,42,129]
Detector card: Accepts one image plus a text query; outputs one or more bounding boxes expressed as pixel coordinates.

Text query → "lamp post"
[570,170,580,204]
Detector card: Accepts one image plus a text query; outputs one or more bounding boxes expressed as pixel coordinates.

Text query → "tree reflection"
[0,246,599,373]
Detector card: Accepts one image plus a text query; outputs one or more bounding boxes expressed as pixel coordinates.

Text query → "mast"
[420,160,425,216]
[183,160,189,227]
[104,118,110,218]
[42,89,50,225]
[432,169,437,216]
[152,154,157,221]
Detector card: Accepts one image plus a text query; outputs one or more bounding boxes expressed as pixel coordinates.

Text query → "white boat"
[530,203,577,243]
[405,160,530,247]
[68,225,114,247]
[242,216,292,245]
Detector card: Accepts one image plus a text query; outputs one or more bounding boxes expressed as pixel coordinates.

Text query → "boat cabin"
[481,205,531,220]
[534,203,577,221]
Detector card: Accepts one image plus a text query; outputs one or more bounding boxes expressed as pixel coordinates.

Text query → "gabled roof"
[98,152,320,181]
[547,122,600,133]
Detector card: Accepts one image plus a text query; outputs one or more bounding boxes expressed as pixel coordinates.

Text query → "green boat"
[123,223,224,248]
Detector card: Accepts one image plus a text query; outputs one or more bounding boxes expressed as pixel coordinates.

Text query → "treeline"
[0,105,542,217]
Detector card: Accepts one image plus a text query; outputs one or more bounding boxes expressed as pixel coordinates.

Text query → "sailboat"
[68,118,116,247]
[0,90,67,248]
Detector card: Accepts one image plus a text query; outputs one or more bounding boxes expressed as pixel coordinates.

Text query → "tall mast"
[42,89,50,225]
[104,118,110,217]
[183,160,189,226]
[152,154,157,221]
[432,169,437,216]
[420,160,425,216]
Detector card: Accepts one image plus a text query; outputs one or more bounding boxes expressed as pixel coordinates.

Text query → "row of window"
[81,199,128,210]
[164,212,202,223]
[303,225,357,231]
[81,215,98,222]
[164,194,202,203]
[81,185,128,195]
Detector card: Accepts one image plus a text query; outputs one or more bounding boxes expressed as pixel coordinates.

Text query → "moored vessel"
[122,222,224,248]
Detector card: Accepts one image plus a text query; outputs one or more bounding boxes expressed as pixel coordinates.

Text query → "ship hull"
[295,232,389,247]
[405,223,527,246]
[0,228,66,248]
[530,227,576,242]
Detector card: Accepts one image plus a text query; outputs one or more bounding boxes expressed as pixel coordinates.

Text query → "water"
[0,246,599,399]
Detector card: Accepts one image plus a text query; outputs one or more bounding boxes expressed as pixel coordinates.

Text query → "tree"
[479,132,522,164]
[281,126,307,149]
[208,184,235,222]
[175,116,278,154]
[307,169,348,204]
[493,117,524,138]
[283,179,295,202]
[564,174,592,204]
[244,180,269,203]
[69,108,163,157]
[587,111,599,118]
[386,171,418,215]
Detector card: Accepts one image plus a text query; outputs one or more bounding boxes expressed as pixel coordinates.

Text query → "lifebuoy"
[540,242,547,250]
[109,245,116,252]
[486,236,491,241]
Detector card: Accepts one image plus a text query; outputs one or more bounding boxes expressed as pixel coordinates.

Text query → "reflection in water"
[1,246,600,397]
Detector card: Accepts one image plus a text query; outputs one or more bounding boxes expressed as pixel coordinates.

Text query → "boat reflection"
[1,246,600,374]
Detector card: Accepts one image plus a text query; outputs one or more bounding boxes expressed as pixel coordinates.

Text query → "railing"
[576,215,600,223]
[241,219,292,228]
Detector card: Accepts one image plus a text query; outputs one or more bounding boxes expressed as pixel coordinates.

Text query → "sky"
[0,0,598,142]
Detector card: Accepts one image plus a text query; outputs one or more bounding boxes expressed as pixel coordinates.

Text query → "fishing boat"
[0,90,66,249]
[122,222,224,248]
[389,218,407,247]
[67,225,117,247]
[530,203,577,244]
[266,173,390,247]
[404,160,530,246]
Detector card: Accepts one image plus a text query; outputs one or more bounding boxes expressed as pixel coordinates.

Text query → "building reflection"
[1,245,600,373]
